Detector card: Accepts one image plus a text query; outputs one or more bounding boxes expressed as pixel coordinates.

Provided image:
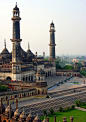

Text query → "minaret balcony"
[11,17,21,21]
[49,29,55,32]
[49,44,56,46]
[10,39,22,42]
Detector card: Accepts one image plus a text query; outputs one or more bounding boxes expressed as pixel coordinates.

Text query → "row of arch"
[37,89,47,95]
[2,91,36,101]
[5,70,52,81]
[45,71,52,77]
[56,73,81,77]
[22,75,33,81]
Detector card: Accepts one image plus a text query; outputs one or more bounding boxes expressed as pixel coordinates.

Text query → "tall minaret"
[10,3,22,81]
[49,21,56,61]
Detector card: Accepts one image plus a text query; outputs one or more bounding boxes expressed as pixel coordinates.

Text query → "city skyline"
[0,0,86,56]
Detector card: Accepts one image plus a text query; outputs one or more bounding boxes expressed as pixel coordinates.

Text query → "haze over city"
[0,0,86,56]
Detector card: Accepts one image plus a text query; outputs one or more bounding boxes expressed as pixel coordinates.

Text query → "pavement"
[46,76,69,88]
[75,107,86,112]
[48,77,86,92]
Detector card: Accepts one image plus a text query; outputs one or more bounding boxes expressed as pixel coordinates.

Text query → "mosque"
[0,3,56,82]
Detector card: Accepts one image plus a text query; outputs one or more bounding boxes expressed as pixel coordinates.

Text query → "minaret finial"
[28,42,30,50]
[4,39,6,48]
[37,113,38,117]
[30,110,31,115]
[16,2,17,6]
[23,108,24,111]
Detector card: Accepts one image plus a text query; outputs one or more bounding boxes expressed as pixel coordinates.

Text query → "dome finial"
[30,110,31,115]
[37,113,38,118]
[4,39,6,48]
[23,108,24,112]
[16,2,17,6]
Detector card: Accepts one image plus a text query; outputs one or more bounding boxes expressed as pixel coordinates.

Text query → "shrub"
[58,106,63,112]
[75,100,81,107]
[81,106,86,109]
[71,105,75,109]
[43,109,47,115]
[49,108,54,114]
[63,107,69,112]
[81,102,85,106]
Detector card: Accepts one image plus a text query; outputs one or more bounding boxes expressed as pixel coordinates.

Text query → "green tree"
[0,84,8,92]
[75,100,81,107]
[63,65,74,70]
[43,109,47,115]
[49,108,54,114]
[56,56,62,69]
[80,69,86,77]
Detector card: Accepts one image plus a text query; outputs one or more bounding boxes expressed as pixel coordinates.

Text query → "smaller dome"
[14,109,20,117]
[37,68,45,75]
[50,21,54,26]
[5,105,12,113]
[33,114,42,122]
[20,110,26,119]
[1,48,9,54]
[26,111,34,122]
[21,47,27,58]
[27,49,35,58]
[42,119,47,122]
[27,110,33,118]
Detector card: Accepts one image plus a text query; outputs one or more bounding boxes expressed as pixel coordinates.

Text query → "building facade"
[0,3,56,81]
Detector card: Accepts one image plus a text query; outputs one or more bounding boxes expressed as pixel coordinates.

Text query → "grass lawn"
[40,109,86,122]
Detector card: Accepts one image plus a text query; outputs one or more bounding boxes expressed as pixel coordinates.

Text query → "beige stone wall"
[44,66,56,76]
[0,72,12,80]
[21,70,35,81]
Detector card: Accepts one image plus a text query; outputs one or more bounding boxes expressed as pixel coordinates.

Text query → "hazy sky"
[0,0,86,56]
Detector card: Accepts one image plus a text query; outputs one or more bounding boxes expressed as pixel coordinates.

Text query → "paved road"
[48,77,86,92]
[46,76,69,88]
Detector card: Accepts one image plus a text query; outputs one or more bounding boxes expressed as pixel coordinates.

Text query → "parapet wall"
[17,91,86,116]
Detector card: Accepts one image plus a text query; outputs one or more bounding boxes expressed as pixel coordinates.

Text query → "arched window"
[26,76,28,81]
[31,76,33,81]
[48,72,49,77]
[42,89,44,94]
[6,76,11,81]
[46,72,47,77]
[29,76,30,81]
[22,77,25,81]
[38,89,40,94]
[50,71,51,76]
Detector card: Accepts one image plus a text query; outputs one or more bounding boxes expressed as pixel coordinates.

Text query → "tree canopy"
[0,84,8,92]
[80,69,86,77]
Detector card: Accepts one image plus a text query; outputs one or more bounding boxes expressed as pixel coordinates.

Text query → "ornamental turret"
[36,68,47,95]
